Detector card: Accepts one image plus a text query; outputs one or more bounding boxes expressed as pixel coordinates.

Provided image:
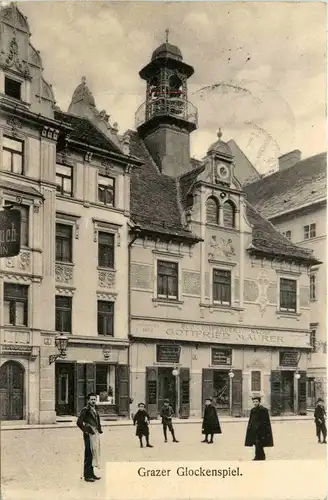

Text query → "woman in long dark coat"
[201,397,222,443]
[245,396,273,460]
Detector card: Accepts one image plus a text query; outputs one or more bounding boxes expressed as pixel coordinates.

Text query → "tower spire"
[165,28,169,44]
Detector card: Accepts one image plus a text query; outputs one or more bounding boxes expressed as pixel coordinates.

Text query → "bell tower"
[135,31,198,177]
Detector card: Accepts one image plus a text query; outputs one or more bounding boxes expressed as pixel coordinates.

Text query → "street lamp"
[294,370,301,380]
[49,333,69,365]
[172,366,180,418]
[228,369,234,417]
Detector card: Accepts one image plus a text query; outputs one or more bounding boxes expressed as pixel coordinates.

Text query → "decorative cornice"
[41,126,59,141]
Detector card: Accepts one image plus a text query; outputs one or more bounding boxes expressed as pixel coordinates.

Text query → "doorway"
[0,361,24,420]
[281,371,294,414]
[55,363,75,416]
[158,367,176,412]
[213,370,230,414]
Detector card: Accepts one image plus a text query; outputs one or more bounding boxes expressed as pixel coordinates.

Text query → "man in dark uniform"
[77,392,103,482]
[160,399,179,443]
[201,397,222,444]
[133,402,154,448]
[245,396,273,460]
[314,398,327,443]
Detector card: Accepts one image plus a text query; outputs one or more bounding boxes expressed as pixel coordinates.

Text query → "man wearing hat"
[133,403,154,448]
[201,397,222,444]
[245,396,273,460]
[160,399,179,443]
[314,398,327,443]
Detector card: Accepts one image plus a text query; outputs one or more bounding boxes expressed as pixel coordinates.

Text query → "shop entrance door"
[213,370,230,414]
[55,363,75,416]
[0,361,24,420]
[281,371,294,414]
[158,367,176,413]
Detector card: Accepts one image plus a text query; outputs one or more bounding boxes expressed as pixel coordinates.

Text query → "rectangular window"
[251,371,261,392]
[310,275,316,301]
[283,230,292,240]
[304,223,316,240]
[55,296,72,333]
[310,329,316,352]
[280,278,297,312]
[3,136,24,175]
[5,77,21,100]
[211,347,232,365]
[98,232,115,268]
[4,202,29,246]
[213,269,231,305]
[96,365,109,400]
[157,260,179,299]
[56,165,73,197]
[55,224,72,262]
[58,374,69,404]
[97,301,114,336]
[4,283,28,326]
[98,175,115,206]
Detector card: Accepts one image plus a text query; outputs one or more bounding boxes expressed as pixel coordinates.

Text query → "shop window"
[95,364,114,403]
[4,283,28,326]
[4,201,29,247]
[157,260,178,299]
[304,223,316,240]
[98,175,115,206]
[251,371,261,392]
[58,373,69,404]
[213,269,231,305]
[3,136,24,175]
[279,278,297,312]
[310,275,316,301]
[211,347,232,366]
[223,200,236,228]
[97,301,114,336]
[279,351,298,367]
[55,296,72,333]
[98,232,115,268]
[206,197,219,224]
[5,76,21,100]
[56,165,73,197]
[56,224,73,263]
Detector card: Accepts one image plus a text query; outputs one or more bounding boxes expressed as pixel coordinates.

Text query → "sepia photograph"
[0,1,326,499]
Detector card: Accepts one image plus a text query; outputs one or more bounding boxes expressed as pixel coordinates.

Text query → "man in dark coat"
[77,392,103,482]
[133,402,154,448]
[314,398,327,443]
[160,398,179,443]
[245,396,273,460]
[201,397,222,444]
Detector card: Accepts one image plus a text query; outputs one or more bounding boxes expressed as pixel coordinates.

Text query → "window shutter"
[206,198,219,224]
[179,368,190,418]
[223,201,235,228]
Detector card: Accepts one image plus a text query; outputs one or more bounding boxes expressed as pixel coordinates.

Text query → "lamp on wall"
[172,366,180,418]
[294,370,301,380]
[49,334,69,365]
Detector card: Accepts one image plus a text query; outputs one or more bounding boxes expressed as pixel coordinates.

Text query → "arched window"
[223,200,236,228]
[206,197,219,225]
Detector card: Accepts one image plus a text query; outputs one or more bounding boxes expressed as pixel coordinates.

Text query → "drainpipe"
[127,225,141,419]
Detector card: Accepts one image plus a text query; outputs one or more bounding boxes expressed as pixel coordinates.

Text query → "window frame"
[55,223,73,263]
[304,223,316,240]
[98,231,115,269]
[222,200,236,229]
[4,76,22,100]
[3,135,24,175]
[98,175,115,207]
[3,283,29,327]
[206,196,219,225]
[55,295,72,333]
[56,164,73,197]
[283,230,292,240]
[279,277,297,313]
[97,300,114,336]
[212,268,232,306]
[156,260,179,300]
[250,370,262,392]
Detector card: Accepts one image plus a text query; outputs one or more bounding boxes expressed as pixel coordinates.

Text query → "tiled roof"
[55,110,121,154]
[179,163,205,209]
[244,153,327,219]
[128,131,200,240]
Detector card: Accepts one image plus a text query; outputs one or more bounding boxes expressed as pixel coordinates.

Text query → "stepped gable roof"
[128,131,200,241]
[244,152,327,219]
[55,110,121,154]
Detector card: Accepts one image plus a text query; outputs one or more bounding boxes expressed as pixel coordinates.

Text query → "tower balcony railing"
[135,97,198,129]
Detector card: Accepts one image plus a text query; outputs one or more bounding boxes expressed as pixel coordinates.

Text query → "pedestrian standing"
[76,392,103,482]
[201,397,222,444]
[160,399,179,443]
[133,402,154,448]
[245,396,273,461]
[314,398,327,444]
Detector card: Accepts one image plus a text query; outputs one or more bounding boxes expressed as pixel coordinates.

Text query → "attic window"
[5,77,21,100]
[186,194,194,208]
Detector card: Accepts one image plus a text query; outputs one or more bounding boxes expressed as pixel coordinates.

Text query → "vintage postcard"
[0,1,327,500]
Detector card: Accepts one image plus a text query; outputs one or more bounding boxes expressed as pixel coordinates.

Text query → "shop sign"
[0,209,21,258]
[211,347,232,365]
[156,344,181,363]
[132,319,310,348]
[279,351,299,367]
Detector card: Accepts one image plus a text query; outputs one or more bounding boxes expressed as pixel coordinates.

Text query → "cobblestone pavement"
[1,420,326,500]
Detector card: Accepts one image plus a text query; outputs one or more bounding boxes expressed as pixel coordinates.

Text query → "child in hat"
[133,403,153,448]
[314,398,327,444]
[160,399,179,443]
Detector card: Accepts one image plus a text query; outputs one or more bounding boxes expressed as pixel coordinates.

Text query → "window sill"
[97,334,114,337]
[3,324,29,329]
[152,298,184,308]
[97,267,116,272]
[200,303,243,312]
[55,261,74,267]
[276,310,302,318]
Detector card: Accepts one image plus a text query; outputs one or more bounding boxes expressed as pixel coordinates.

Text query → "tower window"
[223,201,236,228]
[206,197,219,225]
[5,77,21,100]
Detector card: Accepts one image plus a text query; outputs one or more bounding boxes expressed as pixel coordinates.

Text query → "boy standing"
[160,399,179,443]
[314,398,327,443]
[133,403,154,448]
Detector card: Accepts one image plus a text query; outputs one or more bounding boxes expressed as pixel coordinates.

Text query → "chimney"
[278,150,301,171]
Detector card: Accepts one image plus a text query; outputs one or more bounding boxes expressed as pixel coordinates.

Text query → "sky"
[17,1,327,174]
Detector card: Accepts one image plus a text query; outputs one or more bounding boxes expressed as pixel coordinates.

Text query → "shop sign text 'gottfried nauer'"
[131,320,310,348]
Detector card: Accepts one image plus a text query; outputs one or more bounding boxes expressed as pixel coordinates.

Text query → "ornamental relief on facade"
[182,271,201,296]
[257,269,270,314]
[130,263,152,290]
[4,251,31,273]
[3,330,31,344]
[207,234,236,261]
[98,270,116,289]
[55,264,73,284]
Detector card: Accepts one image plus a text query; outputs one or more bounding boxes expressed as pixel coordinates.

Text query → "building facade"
[128,42,319,418]
[244,151,327,406]
[0,4,140,423]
